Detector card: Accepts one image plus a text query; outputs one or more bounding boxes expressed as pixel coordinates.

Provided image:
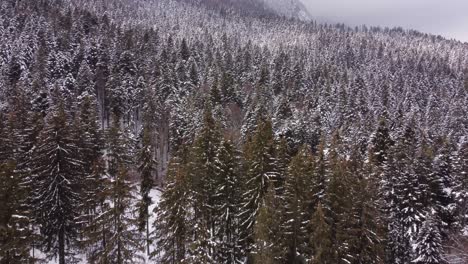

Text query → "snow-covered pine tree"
[310,202,333,264]
[186,105,222,262]
[239,118,277,253]
[383,124,421,264]
[321,132,353,264]
[0,159,35,263]
[76,95,104,231]
[369,117,392,167]
[412,215,444,264]
[137,126,156,255]
[273,136,291,196]
[429,140,457,235]
[214,139,243,264]
[251,190,284,264]
[152,154,190,263]
[30,95,84,264]
[345,151,384,264]
[85,165,144,263]
[283,144,315,261]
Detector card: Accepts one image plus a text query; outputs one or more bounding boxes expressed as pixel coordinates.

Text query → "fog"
[300,0,468,42]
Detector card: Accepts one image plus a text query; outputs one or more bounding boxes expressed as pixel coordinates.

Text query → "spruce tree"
[30,98,84,264]
[137,127,156,255]
[86,165,143,264]
[214,140,243,264]
[346,153,384,264]
[186,105,222,262]
[152,155,190,264]
[283,145,315,261]
[412,216,443,264]
[0,160,35,263]
[251,190,284,264]
[310,203,333,264]
[323,134,352,264]
[239,119,277,253]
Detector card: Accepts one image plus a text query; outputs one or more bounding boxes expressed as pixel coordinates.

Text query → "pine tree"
[412,216,443,264]
[86,165,143,264]
[30,98,84,264]
[274,136,291,196]
[323,134,352,264]
[77,95,104,233]
[239,119,277,253]
[369,117,392,167]
[346,153,384,264]
[251,190,284,264]
[310,203,333,264]
[186,105,222,262]
[137,127,156,256]
[152,154,190,264]
[283,145,315,261]
[0,160,35,263]
[214,140,243,264]
[382,124,420,264]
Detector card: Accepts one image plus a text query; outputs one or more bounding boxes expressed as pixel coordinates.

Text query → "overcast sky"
[300,0,468,42]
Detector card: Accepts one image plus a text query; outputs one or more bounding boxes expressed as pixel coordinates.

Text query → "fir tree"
[0,160,35,263]
[310,203,333,264]
[137,127,156,255]
[214,140,243,264]
[86,165,143,264]
[240,119,277,253]
[283,145,315,261]
[412,216,443,264]
[152,155,190,264]
[30,98,84,264]
[251,190,284,264]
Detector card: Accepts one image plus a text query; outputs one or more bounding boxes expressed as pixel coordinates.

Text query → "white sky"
[300,0,468,42]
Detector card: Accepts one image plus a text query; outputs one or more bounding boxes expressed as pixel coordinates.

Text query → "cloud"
[300,0,468,42]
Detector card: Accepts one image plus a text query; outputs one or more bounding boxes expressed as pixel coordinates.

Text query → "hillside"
[0,0,467,263]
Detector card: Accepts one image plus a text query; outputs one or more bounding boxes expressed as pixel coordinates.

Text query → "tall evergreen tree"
[239,119,277,252]
[152,154,190,264]
[283,145,315,261]
[137,127,156,255]
[412,215,443,264]
[30,98,84,264]
[214,140,243,264]
[310,203,333,264]
[186,105,222,262]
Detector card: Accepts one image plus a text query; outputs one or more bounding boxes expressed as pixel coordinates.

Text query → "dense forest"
[0,0,467,263]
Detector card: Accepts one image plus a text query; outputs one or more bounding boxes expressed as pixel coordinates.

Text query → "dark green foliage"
[240,119,277,252]
[30,99,84,264]
[137,127,156,255]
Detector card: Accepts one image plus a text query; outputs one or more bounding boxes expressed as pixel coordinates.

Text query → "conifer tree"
[77,95,104,231]
[152,154,190,264]
[251,190,284,264]
[370,117,392,167]
[274,136,291,196]
[323,134,352,264]
[86,165,143,264]
[0,160,35,263]
[310,203,333,264]
[240,119,277,252]
[30,98,84,264]
[214,140,243,264]
[346,153,384,264]
[186,105,222,262]
[137,127,156,255]
[412,216,443,264]
[283,145,315,261]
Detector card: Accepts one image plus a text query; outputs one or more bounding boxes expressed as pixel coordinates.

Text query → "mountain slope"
[263,0,311,20]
